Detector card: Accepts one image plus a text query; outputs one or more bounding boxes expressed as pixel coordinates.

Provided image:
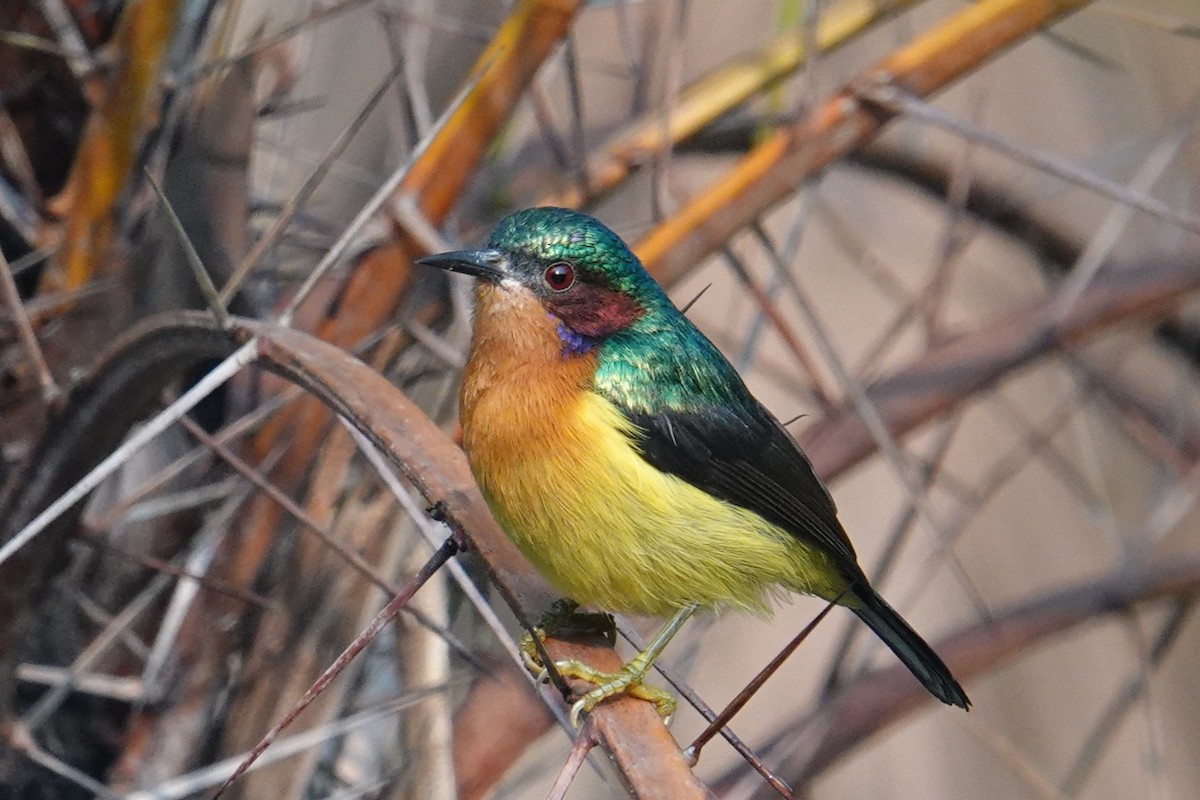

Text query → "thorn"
[680,283,713,314]
[142,167,233,331]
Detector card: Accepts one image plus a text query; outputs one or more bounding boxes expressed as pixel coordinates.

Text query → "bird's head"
[418,208,666,355]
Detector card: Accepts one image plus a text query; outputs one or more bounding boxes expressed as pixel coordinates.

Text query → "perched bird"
[419,207,969,720]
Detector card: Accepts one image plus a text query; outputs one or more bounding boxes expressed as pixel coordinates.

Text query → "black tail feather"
[851,587,970,709]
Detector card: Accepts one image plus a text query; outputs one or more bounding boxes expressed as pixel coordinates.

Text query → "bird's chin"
[473,279,539,312]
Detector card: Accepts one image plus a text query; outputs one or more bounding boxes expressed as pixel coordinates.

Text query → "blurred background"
[0,0,1198,798]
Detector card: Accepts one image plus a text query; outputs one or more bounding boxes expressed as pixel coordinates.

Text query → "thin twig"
[185,0,375,82]
[343,422,532,688]
[1061,599,1194,796]
[177,416,398,596]
[15,664,142,703]
[68,589,150,660]
[0,108,41,206]
[35,0,97,82]
[735,191,815,375]
[0,247,58,401]
[617,620,795,799]
[545,718,599,800]
[957,713,1069,800]
[688,599,839,765]
[213,535,460,797]
[6,723,120,799]
[405,320,467,369]
[751,224,989,619]
[23,570,174,730]
[126,686,453,800]
[138,480,253,703]
[649,0,688,221]
[562,33,590,196]
[218,58,409,305]
[721,243,835,409]
[1047,92,1200,322]
[109,479,237,523]
[855,83,1200,240]
[0,341,259,569]
[144,167,233,329]
[923,87,988,342]
[0,30,71,58]
[77,534,272,609]
[278,59,487,325]
[1091,4,1200,40]
[85,386,303,532]
[177,415,487,671]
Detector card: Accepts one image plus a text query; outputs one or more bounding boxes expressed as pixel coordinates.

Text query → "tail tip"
[938,682,971,710]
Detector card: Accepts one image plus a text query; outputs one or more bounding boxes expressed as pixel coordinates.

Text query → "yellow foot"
[561,658,676,726]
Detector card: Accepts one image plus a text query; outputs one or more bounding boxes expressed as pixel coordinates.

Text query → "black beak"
[416,248,509,282]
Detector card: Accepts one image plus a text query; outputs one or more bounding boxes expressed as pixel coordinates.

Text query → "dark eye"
[543,261,575,292]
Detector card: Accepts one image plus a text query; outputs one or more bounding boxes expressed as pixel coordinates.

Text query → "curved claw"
[569,697,589,728]
[566,673,676,727]
[519,627,552,679]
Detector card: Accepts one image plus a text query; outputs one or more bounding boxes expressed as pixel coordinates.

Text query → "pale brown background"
[227,0,1200,797]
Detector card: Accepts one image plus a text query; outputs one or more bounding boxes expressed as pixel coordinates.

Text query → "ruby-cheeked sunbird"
[418,207,970,720]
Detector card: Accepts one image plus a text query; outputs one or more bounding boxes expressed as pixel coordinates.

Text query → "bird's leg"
[566,604,697,726]
[520,602,695,725]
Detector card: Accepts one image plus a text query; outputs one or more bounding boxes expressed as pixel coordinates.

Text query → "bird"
[418,207,970,721]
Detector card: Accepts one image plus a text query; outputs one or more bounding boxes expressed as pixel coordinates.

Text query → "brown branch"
[800,254,1200,481]
[211,3,585,792]
[535,0,923,209]
[243,318,713,799]
[6,256,1195,792]
[731,553,1200,794]
[0,308,709,795]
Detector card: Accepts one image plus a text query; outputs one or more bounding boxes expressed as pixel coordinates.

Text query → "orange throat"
[460,283,596,488]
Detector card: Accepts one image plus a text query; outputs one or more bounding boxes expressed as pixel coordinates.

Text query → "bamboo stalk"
[46,0,184,291]
[538,0,925,208]
[634,0,1095,287]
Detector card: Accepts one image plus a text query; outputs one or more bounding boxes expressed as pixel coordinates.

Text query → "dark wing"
[619,400,860,571]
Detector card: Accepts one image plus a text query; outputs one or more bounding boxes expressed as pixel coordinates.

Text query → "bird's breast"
[460,286,841,615]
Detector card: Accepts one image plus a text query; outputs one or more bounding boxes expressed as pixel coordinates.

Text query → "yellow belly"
[468,389,844,617]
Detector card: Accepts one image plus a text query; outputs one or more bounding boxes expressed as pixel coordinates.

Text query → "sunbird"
[419,207,969,721]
